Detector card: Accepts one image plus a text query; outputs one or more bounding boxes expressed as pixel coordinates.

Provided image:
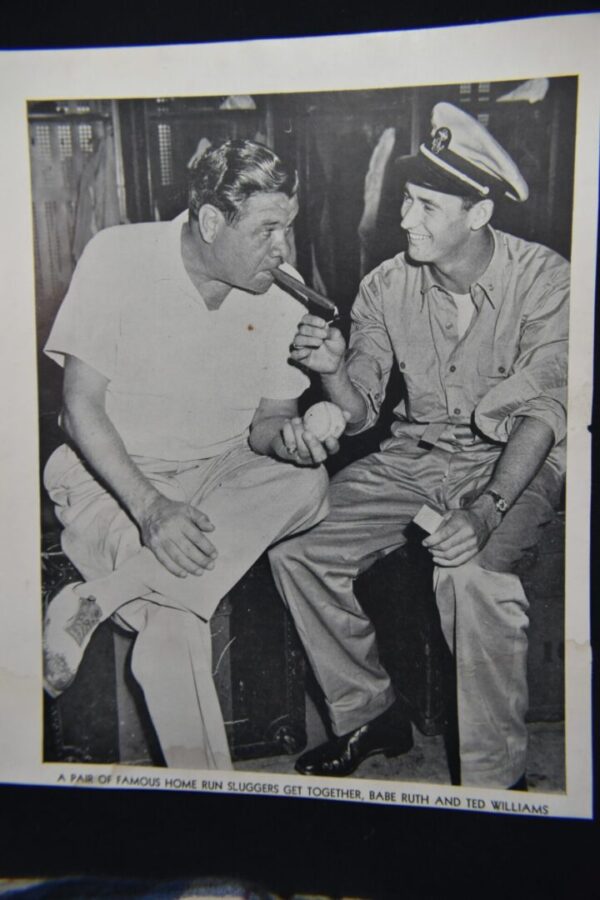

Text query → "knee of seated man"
[476,538,523,575]
[283,462,329,513]
[268,520,317,569]
[441,558,529,634]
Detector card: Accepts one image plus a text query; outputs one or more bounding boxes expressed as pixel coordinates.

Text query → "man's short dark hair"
[188,139,298,224]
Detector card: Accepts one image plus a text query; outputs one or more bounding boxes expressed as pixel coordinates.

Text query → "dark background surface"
[2,2,598,51]
[2,3,599,897]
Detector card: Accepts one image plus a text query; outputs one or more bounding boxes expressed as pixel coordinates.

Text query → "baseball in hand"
[303,401,347,441]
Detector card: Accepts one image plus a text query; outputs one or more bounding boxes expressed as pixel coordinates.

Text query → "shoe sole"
[42,586,101,698]
[295,740,413,777]
[43,649,78,698]
[43,676,67,700]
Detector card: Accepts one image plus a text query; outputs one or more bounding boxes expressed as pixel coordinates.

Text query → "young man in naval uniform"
[269,104,568,790]
[42,139,340,770]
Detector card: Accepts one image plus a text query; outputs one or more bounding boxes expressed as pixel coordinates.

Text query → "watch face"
[485,491,508,514]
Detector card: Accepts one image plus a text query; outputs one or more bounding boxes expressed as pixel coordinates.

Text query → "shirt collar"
[167,209,207,298]
[419,226,505,310]
[170,209,189,267]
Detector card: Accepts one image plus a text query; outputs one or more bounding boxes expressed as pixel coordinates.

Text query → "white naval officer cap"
[397,102,529,203]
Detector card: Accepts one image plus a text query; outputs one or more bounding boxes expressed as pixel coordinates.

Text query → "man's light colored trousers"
[45,441,329,770]
[269,436,561,788]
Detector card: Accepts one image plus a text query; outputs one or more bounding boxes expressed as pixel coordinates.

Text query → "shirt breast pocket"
[477,343,514,384]
[393,337,439,416]
[393,335,435,380]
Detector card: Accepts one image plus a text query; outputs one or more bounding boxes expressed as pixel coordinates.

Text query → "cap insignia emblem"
[431,127,451,155]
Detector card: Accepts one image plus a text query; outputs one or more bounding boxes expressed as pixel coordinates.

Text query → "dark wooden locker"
[212,555,307,760]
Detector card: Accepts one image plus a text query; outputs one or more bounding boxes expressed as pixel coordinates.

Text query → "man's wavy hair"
[188,139,298,225]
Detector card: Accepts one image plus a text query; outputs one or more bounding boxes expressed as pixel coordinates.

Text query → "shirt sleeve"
[474,256,569,444]
[44,227,124,379]
[345,270,395,433]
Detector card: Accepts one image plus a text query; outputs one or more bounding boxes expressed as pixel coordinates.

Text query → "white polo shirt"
[45,212,309,461]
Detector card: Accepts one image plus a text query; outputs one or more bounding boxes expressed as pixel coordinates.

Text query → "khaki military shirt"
[346,227,569,472]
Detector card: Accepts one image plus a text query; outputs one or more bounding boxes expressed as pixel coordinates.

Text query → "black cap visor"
[396,153,487,200]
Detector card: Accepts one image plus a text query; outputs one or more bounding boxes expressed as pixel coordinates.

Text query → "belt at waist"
[389,421,481,451]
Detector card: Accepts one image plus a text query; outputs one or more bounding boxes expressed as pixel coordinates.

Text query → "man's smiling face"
[400,182,475,269]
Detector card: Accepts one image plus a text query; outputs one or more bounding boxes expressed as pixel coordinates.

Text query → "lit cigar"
[273,268,339,318]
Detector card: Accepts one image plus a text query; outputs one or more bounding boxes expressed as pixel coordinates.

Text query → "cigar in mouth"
[273,268,339,318]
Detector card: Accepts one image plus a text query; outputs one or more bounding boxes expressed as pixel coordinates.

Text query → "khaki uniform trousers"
[269,434,562,788]
[45,441,329,770]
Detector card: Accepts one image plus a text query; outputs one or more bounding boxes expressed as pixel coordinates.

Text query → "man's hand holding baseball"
[277,415,348,466]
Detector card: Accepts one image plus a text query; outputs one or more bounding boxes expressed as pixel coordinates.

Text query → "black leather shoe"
[295,704,413,777]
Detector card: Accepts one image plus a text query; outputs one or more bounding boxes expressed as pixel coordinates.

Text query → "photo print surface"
[0,16,597,819]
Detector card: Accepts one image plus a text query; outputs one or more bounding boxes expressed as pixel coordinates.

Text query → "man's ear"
[469,199,494,231]
[196,204,226,243]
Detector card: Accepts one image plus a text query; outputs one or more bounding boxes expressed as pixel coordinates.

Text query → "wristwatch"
[482,490,509,516]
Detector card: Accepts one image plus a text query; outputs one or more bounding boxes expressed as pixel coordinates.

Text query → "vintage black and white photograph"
[33,77,574,789]
[0,17,597,821]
